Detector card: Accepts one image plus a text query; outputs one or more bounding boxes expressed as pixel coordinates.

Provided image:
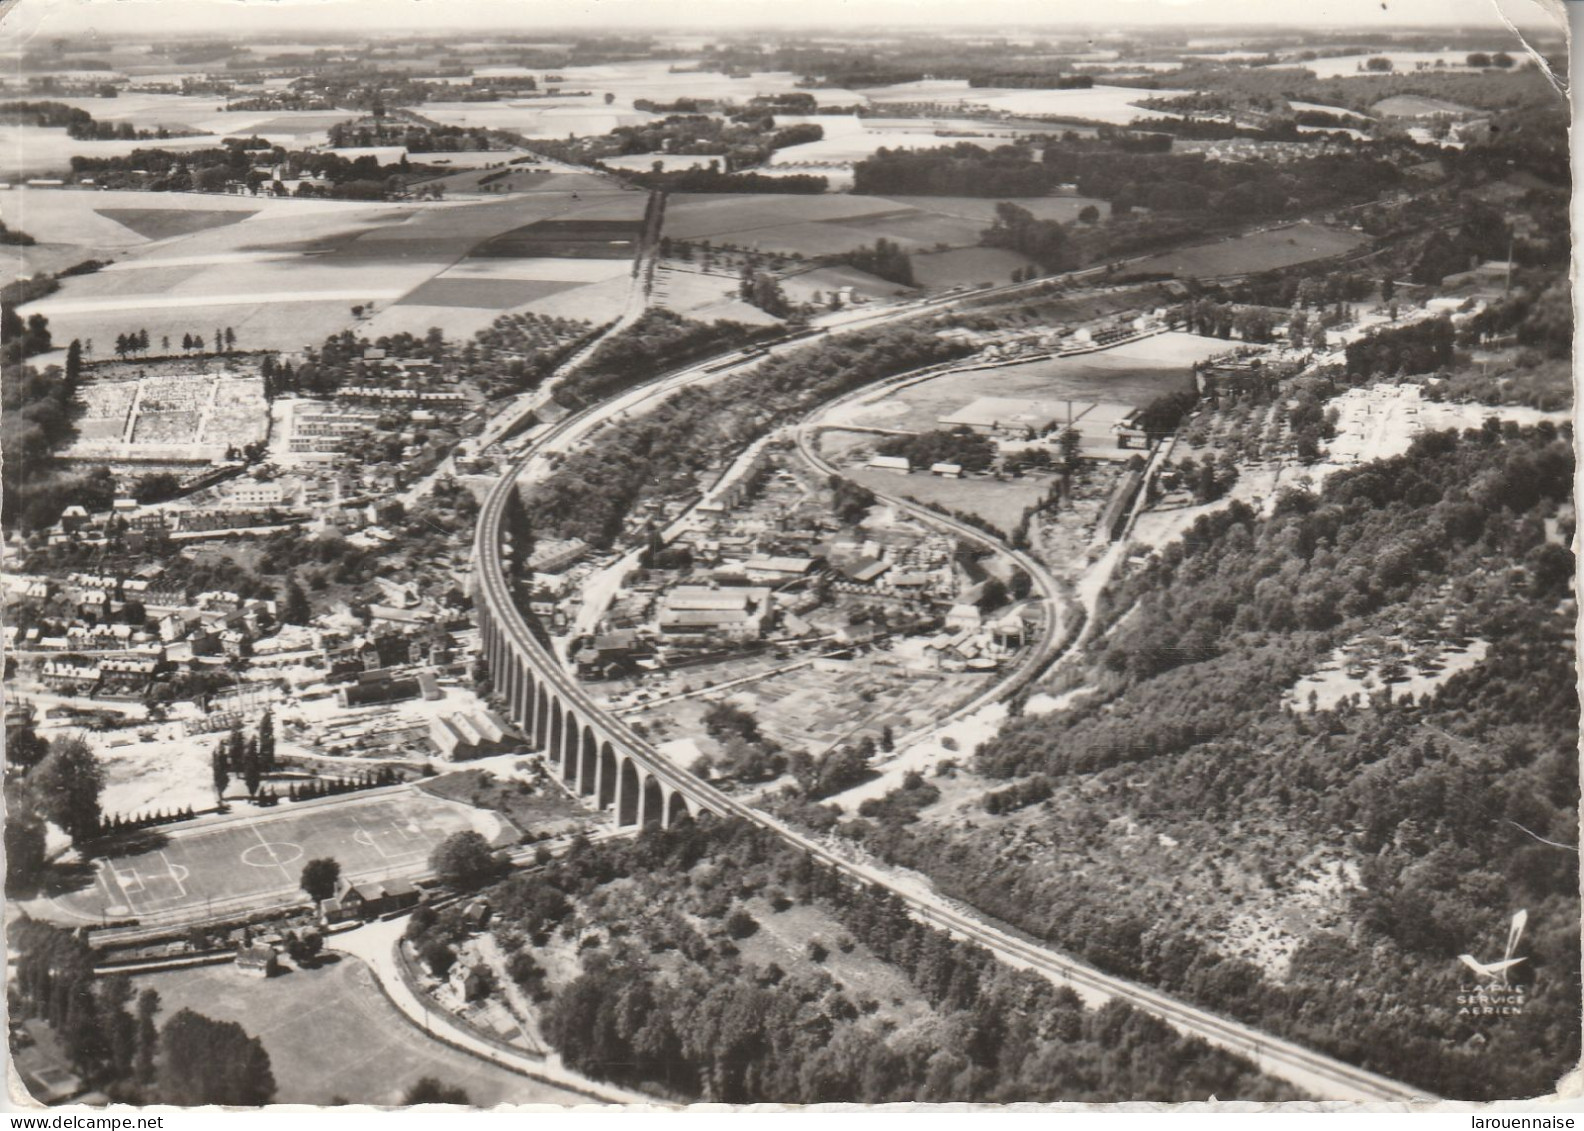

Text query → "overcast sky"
[0,0,1567,42]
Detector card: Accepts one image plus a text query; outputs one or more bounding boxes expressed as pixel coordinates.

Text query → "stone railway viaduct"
[467,304,1431,1105]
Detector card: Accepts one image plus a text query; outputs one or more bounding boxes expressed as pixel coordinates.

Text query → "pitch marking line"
[98,860,135,917]
[349,814,394,861]
[159,852,189,898]
[247,825,299,883]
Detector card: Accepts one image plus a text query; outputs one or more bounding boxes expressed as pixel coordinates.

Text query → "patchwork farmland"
[10,186,648,350]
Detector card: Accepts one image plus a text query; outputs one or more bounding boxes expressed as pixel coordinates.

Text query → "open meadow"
[134,958,586,1105]
[660,192,1089,267]
[1125,221,1369,279]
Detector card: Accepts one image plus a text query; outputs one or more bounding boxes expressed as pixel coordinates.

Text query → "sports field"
[47,788,509,926]
[825,332,1221,434]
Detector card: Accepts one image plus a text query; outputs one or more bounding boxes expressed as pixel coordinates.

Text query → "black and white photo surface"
[0,0,1575,1111]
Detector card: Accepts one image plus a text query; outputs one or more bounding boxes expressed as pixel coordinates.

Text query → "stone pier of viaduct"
[474,482,711,831]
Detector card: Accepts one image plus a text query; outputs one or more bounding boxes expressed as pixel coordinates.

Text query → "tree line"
[8,919,274,1104]
[501,818,1293,1101]
[524,323,974,548]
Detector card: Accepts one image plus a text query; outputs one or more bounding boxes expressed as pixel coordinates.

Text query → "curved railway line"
[472,320,1437,1104]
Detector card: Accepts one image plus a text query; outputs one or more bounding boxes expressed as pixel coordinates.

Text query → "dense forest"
[837,238,916,287]
[524,324,973,547]
[469,818,1293,1102]
[823,425,1577,1100]
[551,309,766,410]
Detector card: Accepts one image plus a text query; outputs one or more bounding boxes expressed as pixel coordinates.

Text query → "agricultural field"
[648,263,782,325]
[1124,221,1369,280]
[886,194,1109,225]
[11,186,646,349]
[0,96,361,179]
[483,59,866,114]
[0,126,224,180]
[762,115,1028,167]
[779,263,912,305]
[416,100,647,139]
[1370,94,1479,117]
[660,192,1082,265]
[133,959,586,1106]
[909,245,1036,290]
[857,79,1185,124]
[1297,50,1514,78]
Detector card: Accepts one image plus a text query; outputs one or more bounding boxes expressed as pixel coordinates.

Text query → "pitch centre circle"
[241,841,305,869]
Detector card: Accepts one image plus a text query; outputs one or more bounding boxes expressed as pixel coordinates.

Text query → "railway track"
[472,317,1437,1103]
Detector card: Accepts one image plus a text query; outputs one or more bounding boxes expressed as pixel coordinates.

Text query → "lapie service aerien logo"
[1455,909,1528,1018]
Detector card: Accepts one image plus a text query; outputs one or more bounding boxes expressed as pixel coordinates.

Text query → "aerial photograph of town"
[0,0,1575,1113]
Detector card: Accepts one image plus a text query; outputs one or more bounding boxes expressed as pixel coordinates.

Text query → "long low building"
[430,705,511,760]
[657,585,773,642]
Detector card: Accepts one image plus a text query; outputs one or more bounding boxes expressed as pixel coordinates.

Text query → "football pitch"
[48,788,509,926]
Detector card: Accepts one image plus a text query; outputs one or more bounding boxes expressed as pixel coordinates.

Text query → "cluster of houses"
[237,882,496,979]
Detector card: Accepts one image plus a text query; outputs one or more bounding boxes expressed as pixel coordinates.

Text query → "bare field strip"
[438,257,632,283]
[97,208,259,241]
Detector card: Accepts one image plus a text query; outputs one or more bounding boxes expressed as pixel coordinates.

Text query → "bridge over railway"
[470,334,1436,1103]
